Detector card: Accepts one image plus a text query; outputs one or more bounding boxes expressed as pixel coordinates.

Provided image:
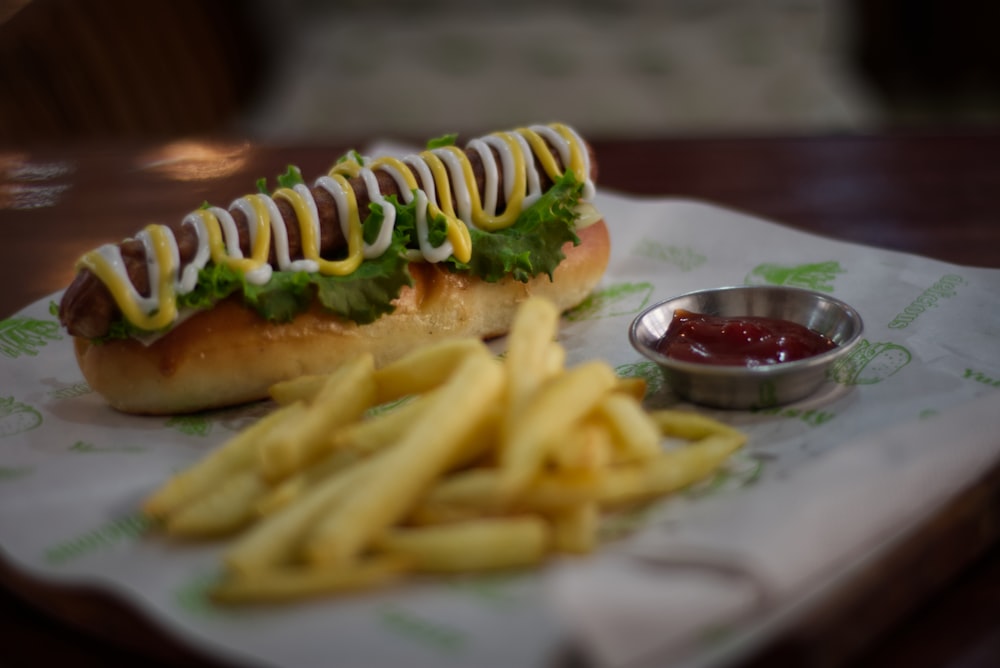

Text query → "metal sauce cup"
[629,286,864,409]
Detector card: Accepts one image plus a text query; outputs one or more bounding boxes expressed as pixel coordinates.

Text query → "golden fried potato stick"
[256,396,500,518]
[548,418,613,473]
[412,467,602,523]
[254,477,306,518]
[143,403,301,519]
[650,409,744,440]
[268,374,327,406]
[599,432,746,505]
[499,360,618,500]
[542,340,567,377]
[376,516,549,572]
[257,354,377,482]
[254,447,367,517]
[165,469,269,537]
[373,337,490,404]
[613,376,648,402]
[503,297,560,419]
[550,502,598,554]
[212,556,409,604]
[269,337,490,407]
[329,394,431,454]
[595,393,663,463]
[255,396,429,515]
[268,336,489,404]
[224,452,383,576]
[304,351,504,565]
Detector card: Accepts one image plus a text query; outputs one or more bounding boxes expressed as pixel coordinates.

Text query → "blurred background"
[1,0,999,145]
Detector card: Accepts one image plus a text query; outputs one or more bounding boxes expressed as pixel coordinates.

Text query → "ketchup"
[656,309,837,367]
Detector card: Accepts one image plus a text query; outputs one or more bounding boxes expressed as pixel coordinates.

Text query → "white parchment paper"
[1,193,999,668]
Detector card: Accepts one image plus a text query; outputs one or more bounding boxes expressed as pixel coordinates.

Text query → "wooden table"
[2,132,999,667]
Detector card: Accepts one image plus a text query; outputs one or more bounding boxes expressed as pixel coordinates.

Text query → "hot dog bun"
[74,220,609,415]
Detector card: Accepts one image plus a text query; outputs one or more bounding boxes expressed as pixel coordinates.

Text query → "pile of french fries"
[143,297,746,604]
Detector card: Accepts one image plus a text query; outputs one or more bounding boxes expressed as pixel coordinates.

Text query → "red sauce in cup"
[656,309,837,367]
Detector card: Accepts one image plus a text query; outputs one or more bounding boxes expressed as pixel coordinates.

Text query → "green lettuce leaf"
[363,201,387,246]
[255,164,307,195]
[336,150,364,167]
[243,237,413,326]
[177,263,244,311]
[277,165,306,189]
[426,133,458,149]
[448,170,583,282]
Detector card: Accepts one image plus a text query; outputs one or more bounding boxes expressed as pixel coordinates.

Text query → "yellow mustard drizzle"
[442,207,473,262]
[369,156,417,189]
[245,196,272,267]
[276,183,363,276]
[518,129,561,182]
[79,225,178,331]
[418,150,456,218]
[438,135,525,231]
[369,156,473,262]
[195,201,271,276]
[553,123,589,185]
[77,123,594,332]
[330,156,362,179]
[415,151,475,261]
[200,209,237,269]
[145,225,179,328]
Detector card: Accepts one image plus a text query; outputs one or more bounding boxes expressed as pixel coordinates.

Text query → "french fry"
[376,517,549,572]
[504,297,560,418]
[542,340,566,377]
[254,396,428,514]
[418,468,498,509]
[330,393,431,455]
[423,401,506,478]
[268,374,327,405]
[599,432,746,505]
[513,470,604,513]
[212,556,408,604]
[406,501,482,526]
[254,476,308,518]
[650,409,744,440]
[549,419,613,473]
[413,467,602,521]
[304,352,504,565]
[255,446,370,517]
[256,395,428,514]
[165,470,268,538]
[614,376,648,401]
[373,337,489,404]
[257,354,377,482]
[550,502,598,554]
[143,404,297,519]
[258,399,500,518]
[595,393,663,462]
[225,453,382,576]
[499,360,618,500]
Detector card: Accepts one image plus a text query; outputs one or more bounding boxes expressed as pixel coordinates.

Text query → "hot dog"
[59,123,610,414]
